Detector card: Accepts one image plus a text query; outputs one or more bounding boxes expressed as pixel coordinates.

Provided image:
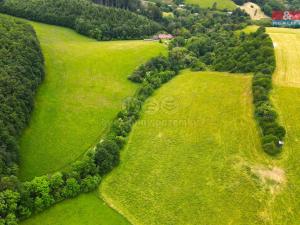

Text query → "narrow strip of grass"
[20,191,131,225]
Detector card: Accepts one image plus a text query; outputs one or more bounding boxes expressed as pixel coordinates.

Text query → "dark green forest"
[0,15,44,178]
[0,0,162,40]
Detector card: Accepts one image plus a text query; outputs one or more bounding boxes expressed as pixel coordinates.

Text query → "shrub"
[94,140,120,175]
[62,178,80,198]
[263,142,281,155]
[191,60,206,71]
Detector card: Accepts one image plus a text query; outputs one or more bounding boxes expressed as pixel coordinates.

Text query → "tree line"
[0,15,44,179]
[0,0,162,40]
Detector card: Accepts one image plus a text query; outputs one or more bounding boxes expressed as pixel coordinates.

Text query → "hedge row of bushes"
[0,15,44,178]
[0,51,183,224]
[248,28,285,155]
[0,0,161,40]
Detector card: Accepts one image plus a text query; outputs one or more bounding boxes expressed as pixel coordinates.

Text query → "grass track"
[101,71,280,225]
[185,0,236,10]
[17,20,166,180]
[21,191,131,225]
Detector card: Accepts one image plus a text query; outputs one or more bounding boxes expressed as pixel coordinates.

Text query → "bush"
[191,60,206,71]
[263,142,281,155]
[94,140,120,175]
[128,56,170,83]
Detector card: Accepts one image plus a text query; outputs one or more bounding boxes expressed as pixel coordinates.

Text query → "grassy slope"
[266,27,300,224]
[101,71,281,225]
[185,0,236,10]
[267,28,300,87]
[21,191,130,225]
[17,20,166,180]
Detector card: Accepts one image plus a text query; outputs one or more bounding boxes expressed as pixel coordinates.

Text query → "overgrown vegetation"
[0,15,44,178]
[0,0,161,40]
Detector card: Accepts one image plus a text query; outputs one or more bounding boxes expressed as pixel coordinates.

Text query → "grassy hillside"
[185,0,236,10]
[21,191,130,225]
[101,70,281,225]
[266,27,300,224]
[17,20,166,180]
[267,28,300,87]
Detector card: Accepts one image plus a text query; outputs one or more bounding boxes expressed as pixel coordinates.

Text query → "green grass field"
[21,191,130,225]
[101,70,285,225]
[17,20,166,180]
[185,0,236,10]
[267,28,300,87]
[266,28,300,224]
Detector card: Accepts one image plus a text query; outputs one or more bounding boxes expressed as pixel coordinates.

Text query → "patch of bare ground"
[240,2,269,20]
[251,166,286,194]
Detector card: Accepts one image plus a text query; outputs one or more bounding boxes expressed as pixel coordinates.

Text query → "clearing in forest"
[17,20,166,180]
[185,0,236,10]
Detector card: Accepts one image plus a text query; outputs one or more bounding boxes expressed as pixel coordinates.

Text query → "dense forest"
[0,15,44,179]
[0,0,162,40]
[92,0,141,11]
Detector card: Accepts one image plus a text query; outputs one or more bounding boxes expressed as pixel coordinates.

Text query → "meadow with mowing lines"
[17,20,166,180]
[101,70,285,225]
[185,0,236,10]
[265,27,300,224]
[21,191,131,225]
[267,27,300,87]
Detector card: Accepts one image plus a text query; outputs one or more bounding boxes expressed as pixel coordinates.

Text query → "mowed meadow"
[101,71,283,225]
[185,0,236,10]
[17,20,166,180]
[266,27,300,224]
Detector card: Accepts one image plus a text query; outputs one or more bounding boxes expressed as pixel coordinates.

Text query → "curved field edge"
[20,191,131,225]
[13,18,166,180]
[101,70,286,225]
